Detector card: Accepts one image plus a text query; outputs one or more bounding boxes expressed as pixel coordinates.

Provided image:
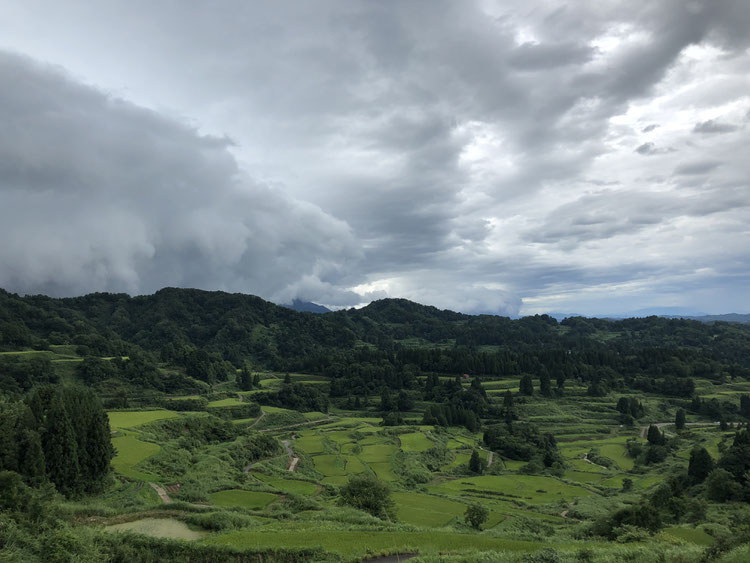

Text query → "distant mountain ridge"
[666,313,750,324]
[283,299,331,314]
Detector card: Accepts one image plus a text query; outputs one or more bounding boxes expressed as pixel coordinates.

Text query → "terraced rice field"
[110,432,162,481]
[209,489,278,509]
[392,492,469,527]
[359,444,397,462]
[107,409,180,430]
[105,518,208,540]
[252,474,319,495]
[207,397,244,407]
[432,474,593,504]
[313,455,366,476]
[203,524,545,558]
[295,433,326,454]
[399,432,433,452]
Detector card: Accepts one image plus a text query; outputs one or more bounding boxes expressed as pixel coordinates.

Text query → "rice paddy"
[209,490,279,509]
[107,409,181,430]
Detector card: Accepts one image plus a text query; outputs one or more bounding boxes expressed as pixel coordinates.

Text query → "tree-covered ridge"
[2,287,750,396]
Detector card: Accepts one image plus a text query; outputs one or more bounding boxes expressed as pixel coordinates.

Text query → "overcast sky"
[1,1,749,316]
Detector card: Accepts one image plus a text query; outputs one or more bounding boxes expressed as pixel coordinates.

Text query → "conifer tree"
[42,392,80,495]
[646,424,664,445]
[688,446,713,483]
[19,429,46,485]
[675,408,686,430]
[469,450,483,474]
[519,374,534,396]
[239,367,253,391]
[540,372,552,397]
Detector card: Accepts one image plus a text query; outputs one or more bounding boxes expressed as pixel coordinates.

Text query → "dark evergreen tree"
[18,429,46,485]
[555,370,566,391]
[646,425,665,445]
[740,394,750,418]
[42,392,80,495]
[380,388,393,412]
[540,372,552,397]
[687,446,713,483]
[239,367,253,391]
[675,408,686,430]
[397,391,413,412]
[253,373,261,387]
[519,374,534,396]
[470,376,486,398]
[469,450,482,474]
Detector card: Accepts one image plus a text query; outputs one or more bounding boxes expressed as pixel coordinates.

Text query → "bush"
[339,474,396,520]
[464,503,489,529]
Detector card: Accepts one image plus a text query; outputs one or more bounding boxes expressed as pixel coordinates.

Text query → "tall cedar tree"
[540,372,552,397]
[519,374,534,396]
[687,446,714,483]
[675,408,686,430]
[239,367,253,391]
[646,425,665,445]
[42,392,80,495]
[469,450,483,474]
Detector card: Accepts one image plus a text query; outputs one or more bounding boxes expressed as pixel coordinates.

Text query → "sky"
[1,0,749,316]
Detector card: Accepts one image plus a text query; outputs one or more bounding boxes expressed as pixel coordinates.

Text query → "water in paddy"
[104,517,208,541]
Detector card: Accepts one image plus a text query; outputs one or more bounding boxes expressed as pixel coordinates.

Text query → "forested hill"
[2,287,750,397]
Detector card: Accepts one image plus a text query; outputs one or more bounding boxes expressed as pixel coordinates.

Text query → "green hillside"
[2,287,750,561]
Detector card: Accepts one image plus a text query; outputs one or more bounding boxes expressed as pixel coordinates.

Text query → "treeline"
[2,287,750,398]
[0,384,113,495]
[257,381,329,412]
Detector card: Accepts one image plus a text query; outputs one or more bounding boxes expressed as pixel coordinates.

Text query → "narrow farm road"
[247,410,267,429]
[282,439,300,472]
[148,482,172,504]
[581,452,608,470]
[486,451,494,468]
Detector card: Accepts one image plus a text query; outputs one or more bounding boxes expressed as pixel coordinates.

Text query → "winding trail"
[581,452,608,470]
[486,450,494,468]
[247,410,267,429]
[282,439,300,472]
[148,482,172,504]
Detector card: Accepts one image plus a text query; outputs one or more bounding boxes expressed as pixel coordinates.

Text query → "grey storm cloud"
[693,119,739,134]
[0,52,362,302]
[635,142,675,155]
[1,0,749,315]
[674,160,722,175]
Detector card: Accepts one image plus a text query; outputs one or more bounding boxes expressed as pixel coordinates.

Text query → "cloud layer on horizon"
[0,0,749,315]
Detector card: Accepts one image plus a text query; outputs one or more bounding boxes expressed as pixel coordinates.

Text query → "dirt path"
[486,450,494,468]
[148,482,172,504]
[581,452,608,470]
[247,410,267,429]
[282,439,300,472]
